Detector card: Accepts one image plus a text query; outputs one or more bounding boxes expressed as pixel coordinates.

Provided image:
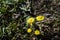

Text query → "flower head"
[27,17,35,25]
[34,30,40,35]
[27,28,32,33]
[36,16,44,21]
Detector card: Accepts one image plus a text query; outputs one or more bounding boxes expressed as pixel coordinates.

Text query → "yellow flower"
[34,30,40,35]
[27,28,32,33]
[27,17,35,25]
[36,16,44,21]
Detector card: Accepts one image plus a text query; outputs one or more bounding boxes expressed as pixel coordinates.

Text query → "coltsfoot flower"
[36,16,44,21]
[27,28,32,33]
[34,30,40,35]
[27,17,35,25]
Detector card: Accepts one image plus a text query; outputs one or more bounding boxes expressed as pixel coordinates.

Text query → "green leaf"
[0,7,7,12]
